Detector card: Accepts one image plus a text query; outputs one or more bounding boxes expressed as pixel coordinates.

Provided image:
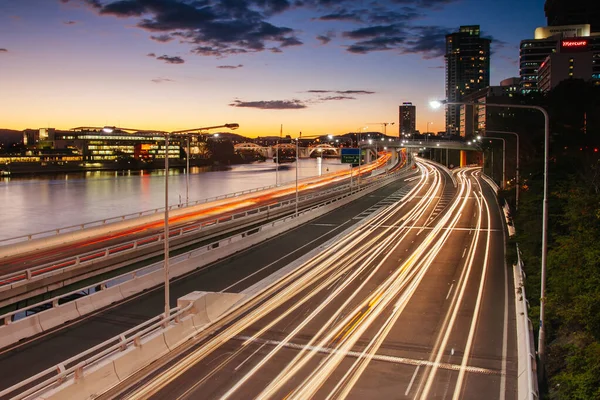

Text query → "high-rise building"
[519,23,599,92]
[538,39,594,92]
[445,25,491,136]
[545,0,600,33]
[399,102,416,137]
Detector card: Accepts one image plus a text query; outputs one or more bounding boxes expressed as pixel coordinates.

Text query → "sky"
[0,0,547,137]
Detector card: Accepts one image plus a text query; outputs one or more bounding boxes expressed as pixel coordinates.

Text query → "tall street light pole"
[486,131,520,210]
[162,123,239,321]
[101,123,239,321]
[431,99,550,374]
[296,134,300,217]
[484,136,506,190]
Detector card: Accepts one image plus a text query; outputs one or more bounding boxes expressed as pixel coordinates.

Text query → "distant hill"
[0,129,22,145]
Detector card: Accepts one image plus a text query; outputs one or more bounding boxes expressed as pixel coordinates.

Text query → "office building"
[445,25,491,136]
[538,38,594,92]
[545,0,600,33]
[520,23,600,92]
[399,102,416,137]
[51,128,182,162]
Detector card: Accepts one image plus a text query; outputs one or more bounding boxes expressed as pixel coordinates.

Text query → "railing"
[0,166,409,325]
[514,245,540,400]
[0,180,352,289]
[0,302,193,400]
[0,168,348,246]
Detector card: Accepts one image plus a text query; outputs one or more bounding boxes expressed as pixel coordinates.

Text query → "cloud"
[428,65,444,69]
[217,64,244,69]
[147,52,156,57]
[0,48,7,53]
[343,23,450,58]
[307,89,375,95]
[63,20,77,25]
[156,55,185,64]
[80,0,459,58]
[84,0,303,57]
[316,31,335,45]
[151,77,174,83]
[319,95,356,101]
[150,34,173,43]
[230,99,307,109]
[317,9,364,23]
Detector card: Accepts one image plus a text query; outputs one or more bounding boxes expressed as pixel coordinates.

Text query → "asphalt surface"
[0,157,394,289]
[0,163,416,392]
[110,163,517,400]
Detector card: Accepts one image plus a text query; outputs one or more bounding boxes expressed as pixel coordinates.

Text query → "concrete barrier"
[38,302,80,331]
[163,315,197,351]
[74,296,95,316]
[90,285,124,311]
[177,291,245,330]
[0,314,43,348]
[113,331,170,381]
[42,361,120,400]
[118,274,155,298]
[1,175,397,351]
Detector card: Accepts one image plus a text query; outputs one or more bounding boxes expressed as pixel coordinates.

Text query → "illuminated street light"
[430,98,550,374]
[89,123,240,322]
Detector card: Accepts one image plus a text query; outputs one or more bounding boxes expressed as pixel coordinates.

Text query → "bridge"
[0,152,534,400]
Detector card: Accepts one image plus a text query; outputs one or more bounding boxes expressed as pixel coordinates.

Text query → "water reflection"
[0,159,348,240]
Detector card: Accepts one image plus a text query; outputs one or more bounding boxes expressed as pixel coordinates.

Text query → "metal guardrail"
[0,166,408,325]
[0,161,410,399]
[0,167,349,246]
[514,245,540,400]
[0,179,353,289]
[0,302,193,400]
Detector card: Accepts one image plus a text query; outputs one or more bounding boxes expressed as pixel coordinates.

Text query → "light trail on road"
[109,160,514,400]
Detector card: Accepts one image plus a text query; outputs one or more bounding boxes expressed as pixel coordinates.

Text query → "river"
[0,159,350,241]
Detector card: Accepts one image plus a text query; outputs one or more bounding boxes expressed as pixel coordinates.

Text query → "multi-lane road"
[103,161,517,400]
[0,155,392,284]
[0,154,411,392]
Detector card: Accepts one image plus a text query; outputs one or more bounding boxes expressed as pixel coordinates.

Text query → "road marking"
[462,248,467,258]
[311,223,338,227]
[405,365,420,396]
[445,283,454,300]
[235,336,501,375]
[235,342,267,371]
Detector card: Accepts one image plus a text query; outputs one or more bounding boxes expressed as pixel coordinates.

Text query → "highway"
[105,162,517,400]
[0,155,392,285]
[0,155,414,393]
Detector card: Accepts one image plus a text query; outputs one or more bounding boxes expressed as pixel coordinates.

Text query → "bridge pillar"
[365,148,372,164]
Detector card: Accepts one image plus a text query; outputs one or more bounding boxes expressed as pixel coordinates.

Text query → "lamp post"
[431,99,550,374]
[486,131,520,210]
[99,123,239,321]
[484,136,506,190]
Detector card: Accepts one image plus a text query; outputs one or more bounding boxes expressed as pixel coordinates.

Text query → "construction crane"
[366,122,395,135]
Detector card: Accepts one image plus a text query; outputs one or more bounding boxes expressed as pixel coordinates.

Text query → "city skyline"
[1,0,546,137]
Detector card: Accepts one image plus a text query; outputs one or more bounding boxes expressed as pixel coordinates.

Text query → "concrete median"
[0,314,43,349]
[177,291,245,331]
[90,285,124,311]
[118,274,155,298]
[163,315,197,351]
[41,360,120,400]
[38,301,80,331]
[74,295,95,316]
[113,330,170,381]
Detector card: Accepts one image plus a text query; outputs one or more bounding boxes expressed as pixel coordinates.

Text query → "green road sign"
[341,154,360,164]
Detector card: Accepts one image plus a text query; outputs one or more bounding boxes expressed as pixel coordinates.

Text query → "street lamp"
[431,98,550,373]
[483,137,506,190]
[486,131,520,210]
